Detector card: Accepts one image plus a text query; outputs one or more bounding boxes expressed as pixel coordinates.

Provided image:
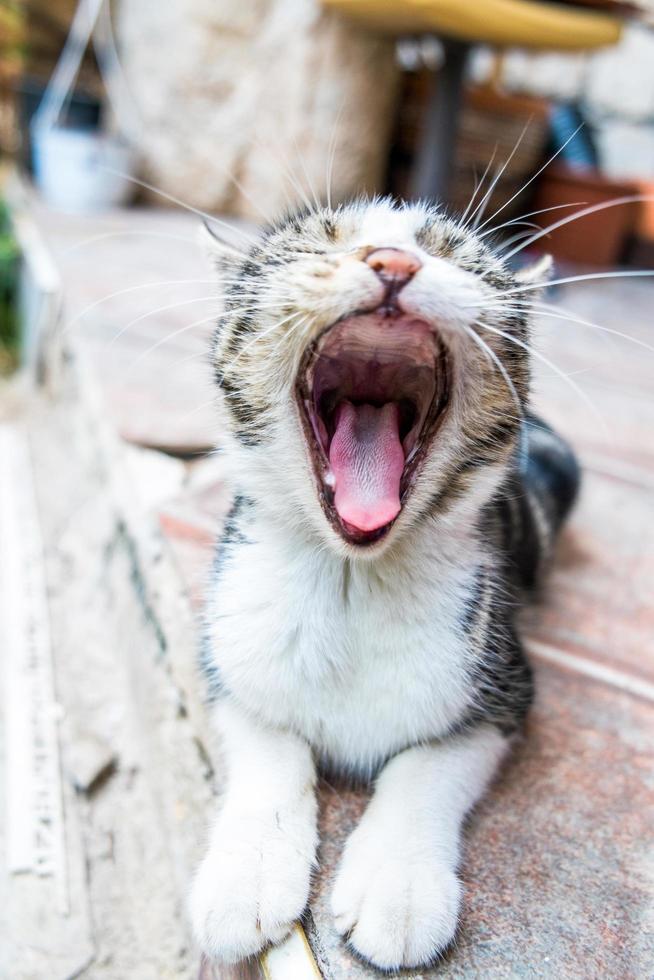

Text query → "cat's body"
[189,200,579,970]
[202,416,573,778]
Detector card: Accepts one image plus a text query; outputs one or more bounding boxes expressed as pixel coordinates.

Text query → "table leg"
[410,38,470,204]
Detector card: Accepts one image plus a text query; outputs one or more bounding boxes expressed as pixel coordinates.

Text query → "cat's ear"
[200,219,246,268]
[514,253,553,285]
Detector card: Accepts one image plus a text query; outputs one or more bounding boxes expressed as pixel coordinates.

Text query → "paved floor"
[34,202,654,978]
[35,202,252,453]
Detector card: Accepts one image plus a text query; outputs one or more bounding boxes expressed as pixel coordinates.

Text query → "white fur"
[331,727,508,968]
[192,494,509,968]
[189,701,318,963]
[204,486,502,773]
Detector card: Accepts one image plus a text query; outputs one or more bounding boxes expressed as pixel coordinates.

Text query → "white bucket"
[32,126,134,212]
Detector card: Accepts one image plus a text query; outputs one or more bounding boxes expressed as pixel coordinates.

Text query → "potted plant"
[0,199,20,375]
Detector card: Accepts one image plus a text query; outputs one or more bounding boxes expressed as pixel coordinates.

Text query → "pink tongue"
[329,401,405,532]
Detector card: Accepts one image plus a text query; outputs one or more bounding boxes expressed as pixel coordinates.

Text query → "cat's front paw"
[331,827,461,970]
[189,806,317,964]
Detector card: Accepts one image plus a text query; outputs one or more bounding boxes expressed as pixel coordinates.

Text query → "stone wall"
[117,0,399,220]
[471,23,654,182]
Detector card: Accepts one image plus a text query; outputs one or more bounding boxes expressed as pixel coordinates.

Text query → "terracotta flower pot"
[531,164,640,267]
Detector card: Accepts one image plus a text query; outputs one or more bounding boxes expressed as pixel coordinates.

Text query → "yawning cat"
[189,199,579,970]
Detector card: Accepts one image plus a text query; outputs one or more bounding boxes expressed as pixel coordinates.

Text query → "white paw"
[189,804,317,964]
[331,826,461,970]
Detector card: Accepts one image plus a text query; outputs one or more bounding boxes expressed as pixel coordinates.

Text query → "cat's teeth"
[325,470,336,488]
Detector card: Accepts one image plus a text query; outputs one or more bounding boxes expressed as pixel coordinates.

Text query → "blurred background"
[2,0,654,379]
[1,3,653,979]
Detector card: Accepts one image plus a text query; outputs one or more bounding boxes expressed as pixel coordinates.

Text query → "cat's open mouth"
[296,310,450,546]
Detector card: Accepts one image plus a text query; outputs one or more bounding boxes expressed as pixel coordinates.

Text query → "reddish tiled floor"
[309,664,653,978]
[158,460,232,611]
[526,471,654,686]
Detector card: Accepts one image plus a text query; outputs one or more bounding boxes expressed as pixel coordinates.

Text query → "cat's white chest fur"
[206,519,478,771]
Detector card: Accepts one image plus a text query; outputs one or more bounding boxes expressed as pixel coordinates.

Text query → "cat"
[188,198,579,970]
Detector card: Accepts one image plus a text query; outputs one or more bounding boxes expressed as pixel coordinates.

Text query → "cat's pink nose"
[365,248,422,286]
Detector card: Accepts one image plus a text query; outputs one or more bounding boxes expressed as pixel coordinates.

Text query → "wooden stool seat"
[323,0,624,202]
[323,0,622,49]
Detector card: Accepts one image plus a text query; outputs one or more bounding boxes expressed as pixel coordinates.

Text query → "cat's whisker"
[482,224,543,257]
[559,366,596,378]
[253,136,315,214]
[504,413,548,429]
[62,229,202,256]
[473,318,610,437]
[470,268,654,305]
[100,167,259,248]
[165,349,209,368]
[469,120,531,230]
[477,201,587,241]
[458,146,498,227]
[474,298,647,356]
[175,396,219,426]
[124,314,219,374]
[109,295,220,347]
[215,281,282,296]
[220,312,307,372]
[215,163,277,226]
[477,300,619,359]
[529,301,654,355]
[272,142,316,214]
[62,279,220,336]
[476,124,583,233]
[292,136,322,213]
[502,221,542,232]
[503,194,654,259]
[461,324,525,421]
[496,226,545,252]
[240,145,302,220]
[325,97,347,213]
